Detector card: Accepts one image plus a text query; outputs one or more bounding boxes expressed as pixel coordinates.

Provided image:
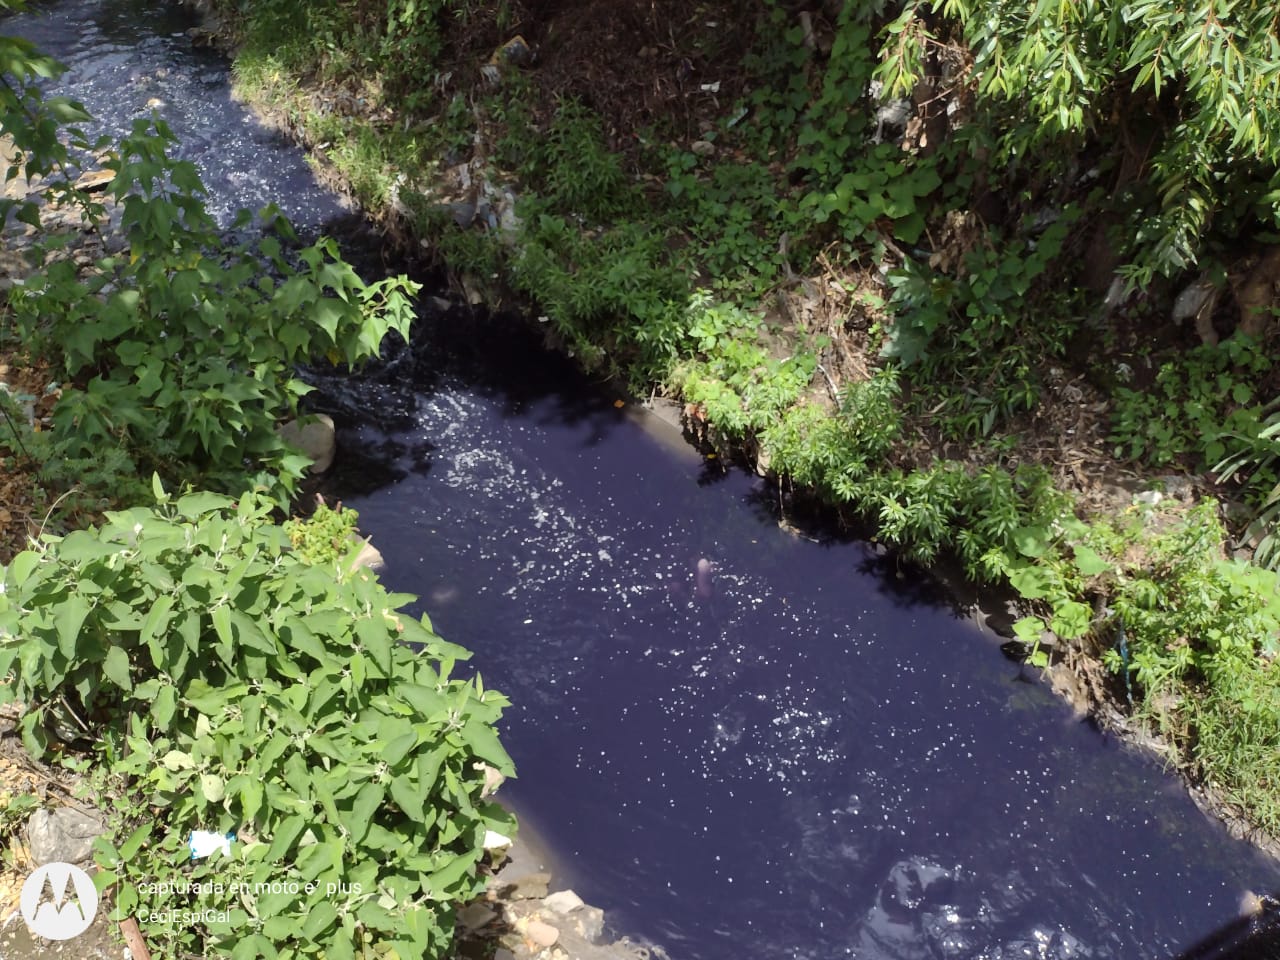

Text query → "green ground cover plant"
[0,482,515,959]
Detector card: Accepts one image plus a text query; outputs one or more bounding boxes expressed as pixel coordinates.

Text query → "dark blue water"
[307,319,1280,960]
[9,2,1280,958]
[4,0,345,227]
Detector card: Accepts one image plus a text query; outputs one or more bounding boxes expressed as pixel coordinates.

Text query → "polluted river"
[7,2,1280,958]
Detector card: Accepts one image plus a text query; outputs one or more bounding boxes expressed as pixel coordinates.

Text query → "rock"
[571,905,605,942]
[1133,490,1163,507]
[1156,474,1196,501]
[497,191,521,244]
[542,890,585,915]
[1171,274,1220,345]
[1231,246,1280,338]
[458,902,499,931]
[524,918,560,949]
[26,807,106,866]
[346,537,385,575]
[491,36,534,68]
[690,140,715,157]
[277,413,335,474]
[873,98,913,143]
[476,762,506,798]
[493,870,550,901]
[72,169,114,193]
[484,829,513,854]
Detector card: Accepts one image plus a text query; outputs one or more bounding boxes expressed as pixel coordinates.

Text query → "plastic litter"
[189,830,234,860]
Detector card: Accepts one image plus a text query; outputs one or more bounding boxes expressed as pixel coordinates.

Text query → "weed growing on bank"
[1,20,516,959]
[0,482,515,959]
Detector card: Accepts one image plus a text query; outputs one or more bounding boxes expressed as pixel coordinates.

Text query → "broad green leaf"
[102,646,132,691]
[240,777,263,822]
[399,683,446,718]
[1012,525,1051,559]
[389,773,426,823]
[54,595,91,659]
[162,750,194,771]
[118,823,151,860]
[381,730,418,767]
[265,815,307,862]
[152,684,177,728]
[200,773,226,804]
[346,781,385,842]
[301,900,338,941]
[459,717,515,776]
[211,604,234,649]
[1007,563,1054,600]
[7,551,41,587]
[356,616,392,676]
[1012,616,1044,643]
[1072,545,1112,577]
[57,532,119,566]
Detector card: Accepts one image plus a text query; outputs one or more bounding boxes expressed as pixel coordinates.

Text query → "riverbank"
[191,0,1280,854]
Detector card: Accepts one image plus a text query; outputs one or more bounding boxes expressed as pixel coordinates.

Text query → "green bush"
[0,481,515,959]
[9,117,419,506]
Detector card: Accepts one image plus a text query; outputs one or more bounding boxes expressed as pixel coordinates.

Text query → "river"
[6,2,1280,958]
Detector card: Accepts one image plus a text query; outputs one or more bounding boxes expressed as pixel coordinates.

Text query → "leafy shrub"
[1110,334,1271,468]
[9,117,419,505]
[883,214,1079,435]
[284,500,361,568]
[1215,401,1280,570]
[676,297,817,436]
[0,481,515,959]
[520,98,631,221]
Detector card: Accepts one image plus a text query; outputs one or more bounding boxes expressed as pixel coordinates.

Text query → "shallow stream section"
[7,2,1280,958]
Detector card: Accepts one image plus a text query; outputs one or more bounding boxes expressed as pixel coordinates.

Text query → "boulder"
[277,414,336,474]
[26,807,106,866]
[542,890,584,915]
[73,168,114,193]
[346,537,385,575]
[523,918,560,949]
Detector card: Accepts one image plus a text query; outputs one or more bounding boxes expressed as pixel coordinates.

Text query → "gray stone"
[72,169,114,193]
[26,807,106,866]
[458,902,499,931]
[277,414,335,474]
[691,140,716,157]
[542,889,585,915]
[524,918,560,949]
[492,870,550,901]
[571,905,605,942]
[346,537,385,575]
[1133,490,1163,507]
[1156,474,1196,501]
[1172,276,1216,324]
